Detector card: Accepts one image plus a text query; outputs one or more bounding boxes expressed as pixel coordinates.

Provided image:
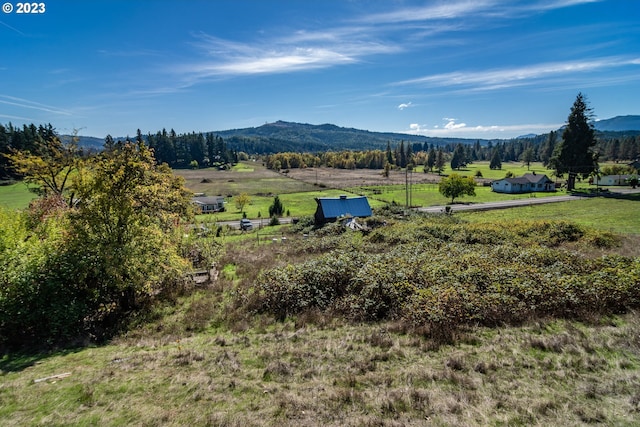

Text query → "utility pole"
[405,166,409,209]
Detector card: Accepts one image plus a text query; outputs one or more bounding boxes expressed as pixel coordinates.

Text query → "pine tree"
[269,195,284,217]
[539,131,557,167]
[550,93,598,191]
[426,147,436,172]
[489,148,502,170]
[435,149,445,175]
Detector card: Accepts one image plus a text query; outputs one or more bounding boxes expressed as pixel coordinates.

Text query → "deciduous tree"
[520,147,535,170]
[71,141,193,311]
[4,133,81,204]
[439,173,476,203]
[235,192,251,213]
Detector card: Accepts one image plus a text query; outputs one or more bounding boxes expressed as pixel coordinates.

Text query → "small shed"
[314,195,372,224]
[492,173,555,194]
[193,195,225,213]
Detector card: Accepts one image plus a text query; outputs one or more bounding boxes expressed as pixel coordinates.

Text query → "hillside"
[64,115,640,154]
[594,115,640,132]
[214,120,494,152]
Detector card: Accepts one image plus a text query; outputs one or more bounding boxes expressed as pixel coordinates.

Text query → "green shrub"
[249,216,640,345]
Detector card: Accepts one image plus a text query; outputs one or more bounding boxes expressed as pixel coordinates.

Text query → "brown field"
[286,167,443,188]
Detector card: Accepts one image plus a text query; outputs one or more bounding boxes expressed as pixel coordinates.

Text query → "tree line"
[118,128,237,169]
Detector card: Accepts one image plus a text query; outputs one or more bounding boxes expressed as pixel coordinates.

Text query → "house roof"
[192,196,224,205]
[600,174,632,180]
[316,196,372,219]
[496,173,552,185]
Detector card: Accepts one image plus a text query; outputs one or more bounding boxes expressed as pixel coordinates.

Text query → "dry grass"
[286,166,442,189]
[2,313,640,426]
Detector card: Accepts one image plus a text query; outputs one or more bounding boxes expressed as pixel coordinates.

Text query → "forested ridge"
[2,117,639,180]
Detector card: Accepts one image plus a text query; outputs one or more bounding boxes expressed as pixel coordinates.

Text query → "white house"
[594,175,632,186]
[492,173,555,194]
[193,195,225,213]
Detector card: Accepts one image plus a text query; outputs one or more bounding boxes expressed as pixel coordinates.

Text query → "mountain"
[515,133,537,139]
[593,115,640,132]
[60,134,105,151]
[67,115,640,154]
[214,120,493,152]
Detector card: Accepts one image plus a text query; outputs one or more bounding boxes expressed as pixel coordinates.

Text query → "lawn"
[456,160,556,180]
[351,182,569,207]
[0,183,37,209]
[458,194,640,235]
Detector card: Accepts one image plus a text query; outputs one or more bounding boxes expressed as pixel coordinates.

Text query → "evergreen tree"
[450,143,465,170]
[399,141,407,168]
[104,134,115,152]
[490,148,502,170]
[268,195,284,217]
[435,149,445,175]
[539,130,557,166]
[550,93,598,191]
[426,147,436,172]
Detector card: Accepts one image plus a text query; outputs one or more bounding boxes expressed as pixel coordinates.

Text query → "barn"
[314,195,372,224]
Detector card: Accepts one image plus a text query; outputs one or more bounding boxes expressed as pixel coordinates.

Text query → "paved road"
[418,188,640,214]
[417,194,581,214]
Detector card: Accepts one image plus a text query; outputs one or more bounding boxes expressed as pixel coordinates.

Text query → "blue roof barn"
[314,195,372,224]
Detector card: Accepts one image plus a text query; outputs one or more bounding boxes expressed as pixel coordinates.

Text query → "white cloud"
[176,31,397,82]
[444,119,467,129]
[398,102,412,110]
[356,0,600,25]
[395,57,640,92]
[0,94,73,116]
[402,120,564,138]
[359,1,494,24]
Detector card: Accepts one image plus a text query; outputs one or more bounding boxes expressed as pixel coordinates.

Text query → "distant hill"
[66,115,640,154]
[60,134,105,151]
[593,115,640,132]
[214,120,493,152]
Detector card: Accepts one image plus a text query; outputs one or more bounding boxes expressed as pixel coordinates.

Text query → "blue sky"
[1,0,639,139]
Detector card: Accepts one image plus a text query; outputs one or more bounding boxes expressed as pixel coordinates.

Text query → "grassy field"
[459,194,640,235]
[2,161,621,215]
[0,183,37,209]
[2,313,639,426]
[3,166,640,425]
[184,161,572,221]
[351,182,568,207]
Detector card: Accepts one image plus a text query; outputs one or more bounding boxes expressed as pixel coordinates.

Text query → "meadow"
[460,194,640,236]
[178,161,600,221]
[3,158,640,426]
[0,182,37,209]
[2,210,640,426]
[1,161,617,218]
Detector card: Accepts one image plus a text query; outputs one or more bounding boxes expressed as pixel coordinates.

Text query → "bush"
[269,215,280,226]
[247,216,640,345]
